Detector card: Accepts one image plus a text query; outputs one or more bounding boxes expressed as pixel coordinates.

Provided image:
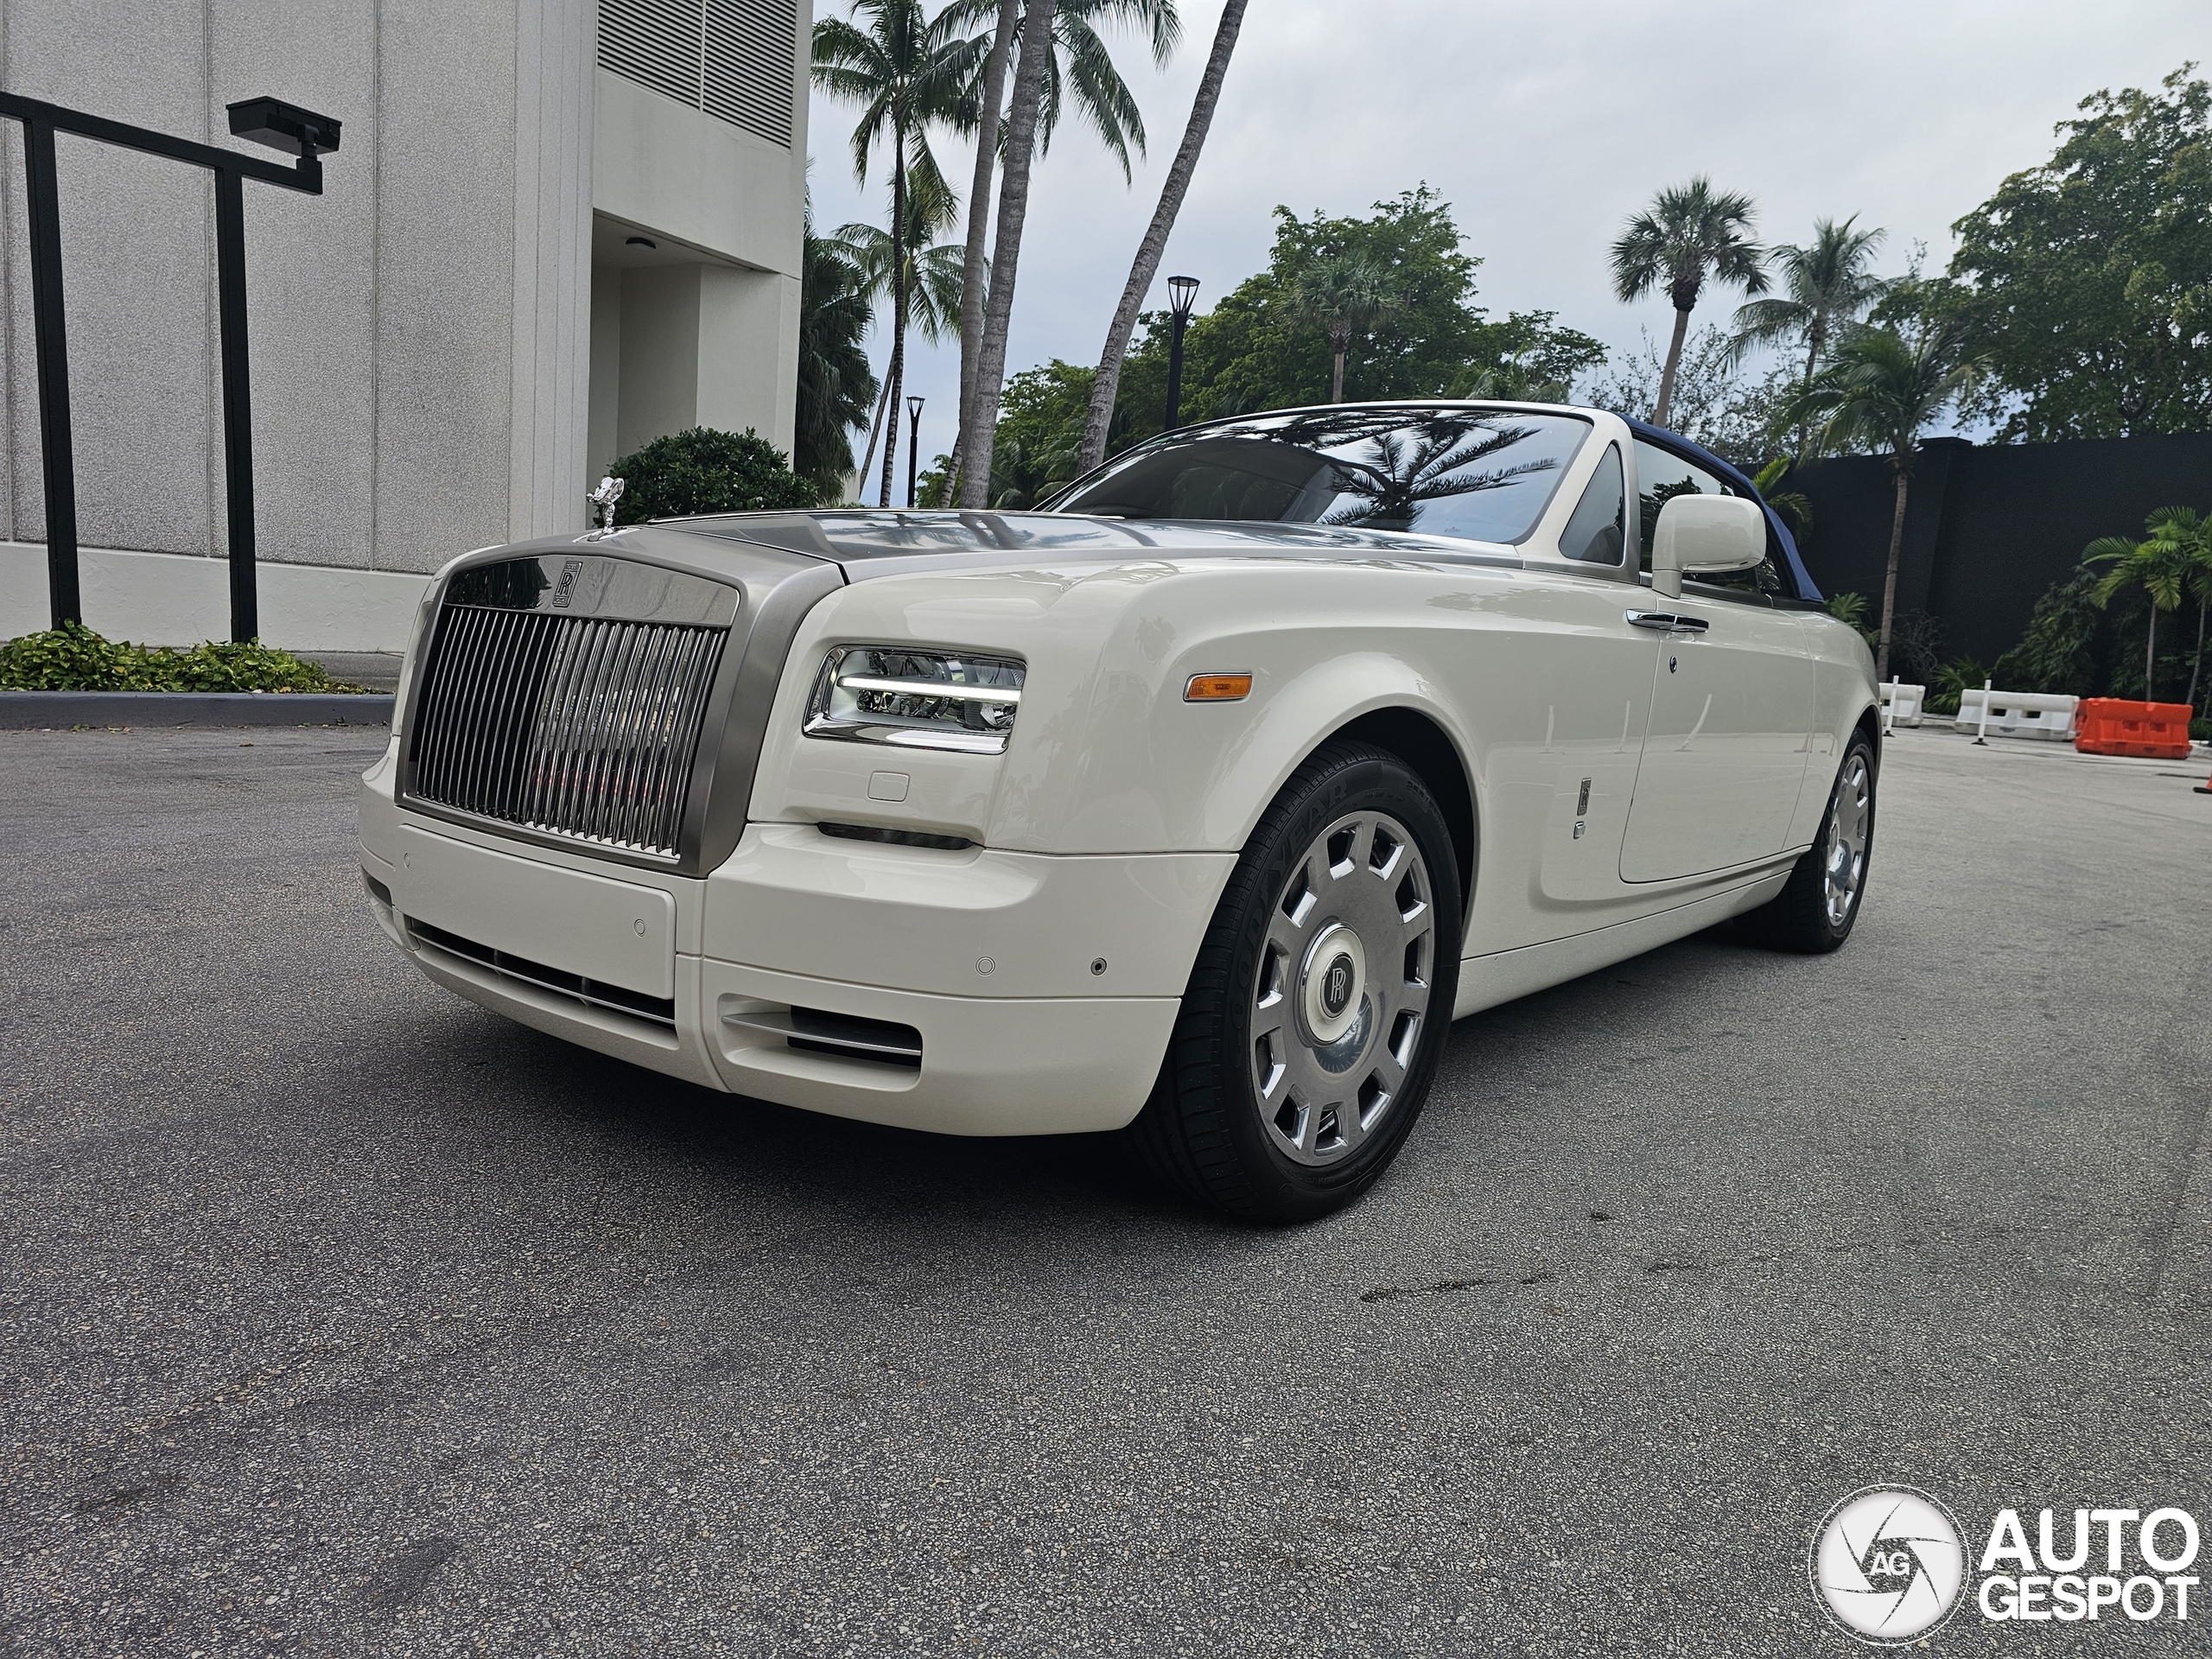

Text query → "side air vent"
[600,0,799,148]
[722,1004,922,1068]
[817,821,975,852]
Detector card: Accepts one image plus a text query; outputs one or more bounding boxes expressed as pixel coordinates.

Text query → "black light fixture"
[227,96,342,157]
[0,88,338,639]
[906,395,925,508]
[1165,275,1200,432]
[626,235,657,251]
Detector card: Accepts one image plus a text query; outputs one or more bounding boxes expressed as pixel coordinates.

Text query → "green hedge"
[0,622,366,693]
[605,426,816,524]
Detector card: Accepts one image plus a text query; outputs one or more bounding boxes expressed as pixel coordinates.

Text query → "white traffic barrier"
[1879,681,1926,728]
[1955,687,2078,741]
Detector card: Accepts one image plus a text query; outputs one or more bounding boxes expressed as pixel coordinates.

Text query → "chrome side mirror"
[1651,493,1765,599]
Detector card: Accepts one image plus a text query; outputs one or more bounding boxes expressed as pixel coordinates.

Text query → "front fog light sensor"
[805,646,1026,754]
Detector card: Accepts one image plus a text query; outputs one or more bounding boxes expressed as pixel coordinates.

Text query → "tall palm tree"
[813,0,979,505]
[2159,507,2212,710]
[1731,216,1891,458]
[1786,316,1986,679]
[1078,0,1249,474]
[950,0,1180,492]
[1288,252,1398,403]
[945,0,1178,170]
[960,0,1058,507]
[834,181,969,487]
[1610,178,1769,428]
[834,218,968,346]
[795,217,881,500]
[954,0,1020,503]
[2087,507,2212,703]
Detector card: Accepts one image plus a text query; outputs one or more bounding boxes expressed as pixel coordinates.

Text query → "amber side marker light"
[1185,672,1253,702]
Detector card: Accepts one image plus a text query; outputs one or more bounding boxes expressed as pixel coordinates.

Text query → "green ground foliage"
[605,427,817,524]
[0,622,365,693]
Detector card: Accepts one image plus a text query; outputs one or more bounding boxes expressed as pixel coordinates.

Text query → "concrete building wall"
[586,25,810,476]
[0,0,806,648]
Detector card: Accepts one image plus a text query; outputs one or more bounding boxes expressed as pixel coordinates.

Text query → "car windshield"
[1047,407,1590,545]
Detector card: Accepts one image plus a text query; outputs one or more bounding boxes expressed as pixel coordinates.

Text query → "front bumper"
[359,745,1229,1135]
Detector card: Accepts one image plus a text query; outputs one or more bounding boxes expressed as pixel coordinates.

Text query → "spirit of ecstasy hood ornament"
[585,475,626,540]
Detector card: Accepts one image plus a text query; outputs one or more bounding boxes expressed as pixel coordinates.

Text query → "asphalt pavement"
[4,723,2211,1656]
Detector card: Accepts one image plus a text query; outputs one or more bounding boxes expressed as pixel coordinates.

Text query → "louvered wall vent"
[599,0,799,149]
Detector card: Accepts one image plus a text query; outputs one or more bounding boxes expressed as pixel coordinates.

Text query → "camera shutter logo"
[1810,1485,1967,1644]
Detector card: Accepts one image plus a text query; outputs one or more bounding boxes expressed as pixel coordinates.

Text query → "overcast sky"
[807,0,2206,477]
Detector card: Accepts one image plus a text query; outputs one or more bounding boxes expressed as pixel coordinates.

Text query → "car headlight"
[804,645,1026,754]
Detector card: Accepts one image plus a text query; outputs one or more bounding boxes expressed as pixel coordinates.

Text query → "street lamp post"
[1164,275,1200,432]
[906,396,925,508]
[0,92,340,640]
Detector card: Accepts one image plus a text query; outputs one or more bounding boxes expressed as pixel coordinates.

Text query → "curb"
[0,690,394,728]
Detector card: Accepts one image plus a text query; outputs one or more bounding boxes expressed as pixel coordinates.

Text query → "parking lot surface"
[4,723,2211,1655]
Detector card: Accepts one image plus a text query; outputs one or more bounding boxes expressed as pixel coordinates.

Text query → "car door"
[1531,440,1665,907]
[1619,441,1814,883]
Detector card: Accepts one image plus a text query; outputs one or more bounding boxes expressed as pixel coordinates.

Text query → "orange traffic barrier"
[2075,698,2195,759]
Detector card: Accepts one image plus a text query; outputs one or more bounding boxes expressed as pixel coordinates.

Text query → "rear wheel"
[1127,742,1463,1222]
[1738,731,1876,953]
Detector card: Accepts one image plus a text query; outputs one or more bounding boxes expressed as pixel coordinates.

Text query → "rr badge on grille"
[552,560,583,608]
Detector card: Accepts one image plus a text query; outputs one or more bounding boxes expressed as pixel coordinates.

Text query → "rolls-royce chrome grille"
[405,555,739,859]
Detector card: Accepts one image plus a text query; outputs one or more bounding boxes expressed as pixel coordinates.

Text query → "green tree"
[996,189,1605,470]
[607,428,815,524]
[1287,251,1399,403]
[1784,316,1986,680]
[1105,187,1599,447]
[795,217,880,499]
[1609,177,1769,428]
[1993,568,2104,698]
[813,0,978,505]
[2087,506,2212,703]
[1731,215,1891,457]
[1751,455,1815,544]
[1441,309,1606,404]
[1943,67,2212,441]
[1583,324,1795,467]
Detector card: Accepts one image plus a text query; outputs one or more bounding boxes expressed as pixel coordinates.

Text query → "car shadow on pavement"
[400,1002,1193,1231]
[378,921,1784,1236]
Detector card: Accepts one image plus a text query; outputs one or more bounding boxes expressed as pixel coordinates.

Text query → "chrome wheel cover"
[1248,810,1436,1166]
[1823,753,1872,927]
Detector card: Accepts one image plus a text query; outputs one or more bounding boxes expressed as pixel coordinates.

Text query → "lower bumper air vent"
[721,1003,923,1068]
[406,918,676,1028]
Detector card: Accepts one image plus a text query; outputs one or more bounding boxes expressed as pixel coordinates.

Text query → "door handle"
[1626,610,1710,634]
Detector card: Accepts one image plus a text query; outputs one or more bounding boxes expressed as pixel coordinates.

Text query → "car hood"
[656,508,1522,579]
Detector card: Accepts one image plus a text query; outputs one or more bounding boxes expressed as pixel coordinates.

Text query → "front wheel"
[1738,730,1876,953]
[1126,742,1463,1223]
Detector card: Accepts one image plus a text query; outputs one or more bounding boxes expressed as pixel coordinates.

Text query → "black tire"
[1738,729,1877,953]
[1126,741,1464,1223]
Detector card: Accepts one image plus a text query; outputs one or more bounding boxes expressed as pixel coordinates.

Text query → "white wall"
[0,541,427,651]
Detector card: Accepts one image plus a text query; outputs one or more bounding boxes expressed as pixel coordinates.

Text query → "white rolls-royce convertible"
[359,402,1878,1219]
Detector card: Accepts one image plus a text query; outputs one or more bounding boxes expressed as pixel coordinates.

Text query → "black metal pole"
[906,405,922,508]
[213,165,257,641]
[1165,312,1188,432]
[22,118,80,628]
